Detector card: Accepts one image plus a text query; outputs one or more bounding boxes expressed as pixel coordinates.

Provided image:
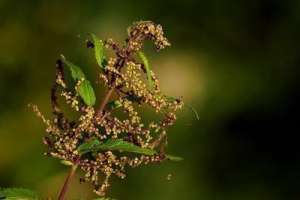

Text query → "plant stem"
[58,160,79,200]
[96,87,114,117]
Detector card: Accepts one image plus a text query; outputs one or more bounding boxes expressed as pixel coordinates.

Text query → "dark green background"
[1,0,300,199]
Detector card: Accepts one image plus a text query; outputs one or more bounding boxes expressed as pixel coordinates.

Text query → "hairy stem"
[58,159,79,200]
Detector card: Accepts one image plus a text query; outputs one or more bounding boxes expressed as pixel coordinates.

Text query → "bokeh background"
[1,0,300,199]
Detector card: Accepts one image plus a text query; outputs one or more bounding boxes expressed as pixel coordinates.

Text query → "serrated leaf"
[166,154,184,161]
[60,55,85,80]
[107,100,122,110]
[78,139,156,156]
[77,139,101,154]
[90,33,105,69]
[0,188,38,200]
[77,79,96,106]
[137,51,153,89]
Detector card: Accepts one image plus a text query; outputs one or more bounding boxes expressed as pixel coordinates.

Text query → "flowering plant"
[29,21,184,199]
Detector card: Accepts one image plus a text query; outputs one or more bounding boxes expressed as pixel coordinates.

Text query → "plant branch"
[58,159,79,200]
[96,87,114,117]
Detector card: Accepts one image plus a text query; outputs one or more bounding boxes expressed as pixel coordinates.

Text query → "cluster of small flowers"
[32,21,183,197]
[127,21,171,52]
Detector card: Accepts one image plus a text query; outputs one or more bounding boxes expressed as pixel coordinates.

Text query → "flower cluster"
[31,21,183,197]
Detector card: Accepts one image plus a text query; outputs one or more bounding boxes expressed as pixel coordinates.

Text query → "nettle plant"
[2,21,186,200]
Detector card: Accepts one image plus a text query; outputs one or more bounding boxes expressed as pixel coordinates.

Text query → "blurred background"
[1,0,300,199]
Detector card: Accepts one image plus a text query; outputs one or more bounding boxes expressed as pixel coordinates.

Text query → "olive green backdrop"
[1,0,300,199]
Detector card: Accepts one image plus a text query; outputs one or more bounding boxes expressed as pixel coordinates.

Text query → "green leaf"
[0,188,38,200]
[137,51,153,89]
[77,79,96,106]
[78,139,156,156]
[90,33,105,69]
[60,55,85,80]
[77,139,101,154]
[60,55,96,106]
[60,160,73,166]
[166,154,184,161]
[93,198,116,200]
[0,191,5,199]
[107,100,122,110]
[186,104,200,121]
[98,139,156,155]
[101,58,108,68]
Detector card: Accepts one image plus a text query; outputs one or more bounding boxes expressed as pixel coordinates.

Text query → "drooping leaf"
[77,139,101,154]
[107,100,122,110]
[60,55,85,80]
[60,55,96,106]
[0,188,38,200]
[165,154,184,161]
[77,79,96,106]
[78,139,156,156]
[90,33,105,69]
[137,51,153,89]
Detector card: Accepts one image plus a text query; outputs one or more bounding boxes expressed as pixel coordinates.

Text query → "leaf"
[90,33,105,69]
[186,104,199,121]
[60,55,85,80]
[60,160,73,166]
[93,198,116,200]
[166,154,184,161]
[137,51,153,89]
[77,139,101,154]
[78,139,156,156]
[98,139,156,155]
[101,58,108,68]
[77,79,96,106]
[60,55,96,106]
[107,100,122,110]
[0,188,38,200]
[0,191,4,199]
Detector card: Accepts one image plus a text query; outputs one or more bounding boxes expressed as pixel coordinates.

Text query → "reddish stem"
[96,87,114,117]
[58,159,79,200]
